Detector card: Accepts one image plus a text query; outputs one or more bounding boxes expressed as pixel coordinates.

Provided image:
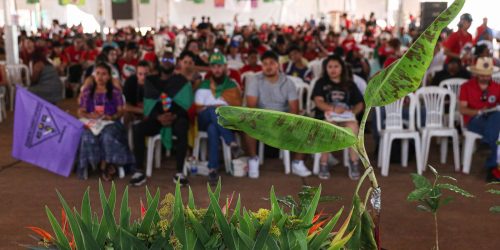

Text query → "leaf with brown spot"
[364,0,465,107]
[216,106,357,153]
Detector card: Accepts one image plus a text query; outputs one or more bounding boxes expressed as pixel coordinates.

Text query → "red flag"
[251,0,257,8]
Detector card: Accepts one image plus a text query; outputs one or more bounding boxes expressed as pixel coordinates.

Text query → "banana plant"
[216,0,465,248]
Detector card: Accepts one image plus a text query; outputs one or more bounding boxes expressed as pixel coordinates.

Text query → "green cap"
[209,52,227,65]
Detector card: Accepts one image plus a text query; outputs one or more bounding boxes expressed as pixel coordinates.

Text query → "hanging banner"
[112,0,127,3]
[58,0,86,6]
[193,0,205,4]
[251,0,258,8]
[215,0,225,8]
[140,0,150,3]
[27,0,39,4]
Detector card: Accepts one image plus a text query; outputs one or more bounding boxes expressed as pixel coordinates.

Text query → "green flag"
[112,0,127,3]
[140,0,150,3]
[198,78,237,98]
[144,80,193,150]
[27,0,39,4]
[59,0,86,6]
[193,0,204,4]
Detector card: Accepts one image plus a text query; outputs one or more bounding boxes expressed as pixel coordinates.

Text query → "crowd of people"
[0,11,499,186]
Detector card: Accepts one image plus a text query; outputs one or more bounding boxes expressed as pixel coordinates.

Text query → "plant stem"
[434,212,439,250]
[356,108,379,190]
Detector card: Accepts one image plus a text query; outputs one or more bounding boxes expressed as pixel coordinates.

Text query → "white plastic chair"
[312,149,350,175]
[288,76,311,115]
[352,74,367,95]
[227,61,244,70]
[307,78,320,116]
[0,87,6,122]
[459,113,483,174]
[439,78,468,123]
[308,59,323,79]
[258,141,291,174]
[191,131,232,176]
[375,94,423,176]
[5,64,30,111]
[145,134,163,177]
[416,87,460,172]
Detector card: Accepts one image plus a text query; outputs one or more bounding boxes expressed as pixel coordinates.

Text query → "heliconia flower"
[308,218,328,235]
[26,226,53,242]
[61,208,69,236]
[312,209,325,224]
[140,199,146,219]
[222,192,235,216]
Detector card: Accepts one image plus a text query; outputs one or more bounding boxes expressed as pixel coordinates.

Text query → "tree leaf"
[208,191,236,250]
[428,165,438,176]
[416,205,431,212]
[407,188,432,201]
[410,173,432,189]
[486,189,500,195]
[489,206,500,213]
[81,188,92,230]
[216,106,357,153]
[56,191,86,250]
[441,196,454,206]
[363,0,465,107]
[441,175,457,182]
[436,183,474,198]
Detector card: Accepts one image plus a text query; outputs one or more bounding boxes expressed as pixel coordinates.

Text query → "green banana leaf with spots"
[364,0,465,107]
[216,106,357,154]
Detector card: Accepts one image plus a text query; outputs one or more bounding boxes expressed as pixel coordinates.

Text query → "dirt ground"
[0,98,498,250]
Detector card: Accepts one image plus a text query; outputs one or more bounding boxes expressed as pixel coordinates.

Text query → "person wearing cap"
[443,13,473,64]
[195,52,243,185]
[459,57,500,181]
[245,51,312,178]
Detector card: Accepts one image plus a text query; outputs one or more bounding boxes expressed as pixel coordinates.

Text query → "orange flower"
[140,199,146,219]
[26,226,53,242]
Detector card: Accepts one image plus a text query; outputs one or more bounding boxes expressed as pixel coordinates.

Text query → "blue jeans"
[198,107,235,169]
[467,111,500,169]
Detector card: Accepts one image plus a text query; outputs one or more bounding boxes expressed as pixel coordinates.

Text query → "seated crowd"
[1,12,499,186]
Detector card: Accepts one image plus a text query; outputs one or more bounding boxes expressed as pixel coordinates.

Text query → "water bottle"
[189,157,198,175]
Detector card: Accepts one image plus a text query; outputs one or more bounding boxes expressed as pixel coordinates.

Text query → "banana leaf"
[216,106,357,154]
[364,0,465,107]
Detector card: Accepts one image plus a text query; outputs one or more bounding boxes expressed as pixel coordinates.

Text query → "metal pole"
[136,0,141,29]
[3,0,19,65]
[100,0,106,40]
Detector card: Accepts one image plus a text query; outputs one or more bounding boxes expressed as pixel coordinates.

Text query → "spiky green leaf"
[216,106,357,153]
[45,206,71,250]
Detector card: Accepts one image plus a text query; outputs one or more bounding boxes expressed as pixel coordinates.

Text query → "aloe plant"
[27,180,355,249]
[407,166,474,250]
[216,0,465,248]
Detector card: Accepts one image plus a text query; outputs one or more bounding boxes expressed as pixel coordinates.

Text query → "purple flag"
[12,87,84,177]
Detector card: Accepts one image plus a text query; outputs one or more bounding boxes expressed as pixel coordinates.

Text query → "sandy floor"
[0,98,498,250]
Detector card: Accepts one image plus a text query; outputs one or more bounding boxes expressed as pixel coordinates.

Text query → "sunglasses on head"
[160,57,175,64]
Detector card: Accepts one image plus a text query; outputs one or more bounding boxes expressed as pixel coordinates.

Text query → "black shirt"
[311,77,364,120]
[430,69,471,86]
[123,75,144,106]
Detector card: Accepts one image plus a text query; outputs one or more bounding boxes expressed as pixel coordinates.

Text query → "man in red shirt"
[443,13,473,64]
[118,42,139,80]
[64,35,86,84]
[459,57,500,181]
